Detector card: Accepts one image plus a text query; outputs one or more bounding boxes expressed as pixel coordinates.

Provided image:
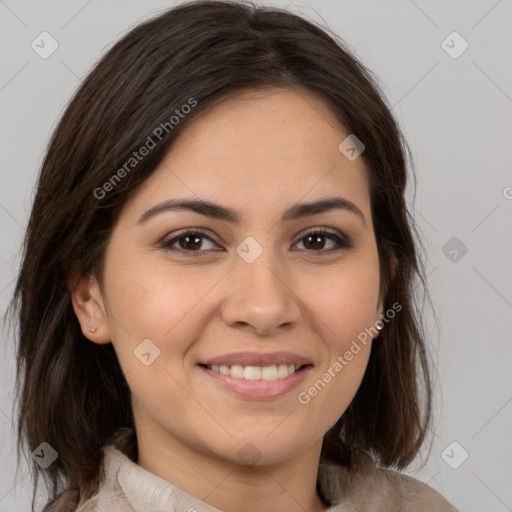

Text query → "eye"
[160,230,218,256]
[292,228,352,254]
[160,227,352,257]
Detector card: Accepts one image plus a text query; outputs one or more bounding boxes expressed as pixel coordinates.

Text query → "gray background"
[1,0,511,510]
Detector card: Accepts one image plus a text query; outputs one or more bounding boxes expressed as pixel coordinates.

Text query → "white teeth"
[230,365,245,379]
[277,364,289,378]
[207,363,302,380]
[244,366,261,380]
[261,365,278,380]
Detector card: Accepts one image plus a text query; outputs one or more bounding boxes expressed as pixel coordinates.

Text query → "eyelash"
[160,227,352,257]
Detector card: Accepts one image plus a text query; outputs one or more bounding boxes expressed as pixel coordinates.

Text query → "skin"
[71,86,388,512]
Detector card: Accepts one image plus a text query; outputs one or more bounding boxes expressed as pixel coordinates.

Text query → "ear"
[68,270,111,345]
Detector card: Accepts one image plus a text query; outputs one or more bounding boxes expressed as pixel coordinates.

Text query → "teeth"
[230,365,245,379]
[261,365,277,380]
[244,366,261,380]
[277,364,289,378]
[208,363,302,380]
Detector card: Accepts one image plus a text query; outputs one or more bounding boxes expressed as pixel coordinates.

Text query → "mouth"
[197,351,314,399]
[198,363,312,381]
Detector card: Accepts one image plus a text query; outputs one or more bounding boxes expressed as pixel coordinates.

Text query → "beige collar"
[77,443,458,512]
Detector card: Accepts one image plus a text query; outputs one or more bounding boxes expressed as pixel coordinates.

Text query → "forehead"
[122,86,372,226]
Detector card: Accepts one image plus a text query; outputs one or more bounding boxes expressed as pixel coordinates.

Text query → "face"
[73,86,384,467]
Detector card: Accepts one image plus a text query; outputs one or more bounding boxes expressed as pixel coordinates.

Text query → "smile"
[201,363,307,380]
[198,363,313,400]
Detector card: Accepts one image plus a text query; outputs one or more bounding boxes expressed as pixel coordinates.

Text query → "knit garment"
[74,444,459,511]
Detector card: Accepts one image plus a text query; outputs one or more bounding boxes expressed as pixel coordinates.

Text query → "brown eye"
[294,228,351,254]
[160,227,351,257]
[161,230,217,254]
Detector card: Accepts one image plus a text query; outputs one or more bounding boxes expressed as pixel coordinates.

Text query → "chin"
[216,430,315,467]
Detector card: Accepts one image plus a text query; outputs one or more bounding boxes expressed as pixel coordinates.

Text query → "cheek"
[290,259,378,422]
[103,258,202,422]
[296,336,372,436]
[302,258,380,349]
[104,251,215,342]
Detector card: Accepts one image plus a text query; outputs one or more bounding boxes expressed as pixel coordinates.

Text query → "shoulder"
[320,456,459,512]
[74,496,100,512]
[74,445,134,512]
[373,468,459,511]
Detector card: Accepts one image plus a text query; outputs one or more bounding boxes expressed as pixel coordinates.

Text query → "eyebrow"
[136,196,366,227]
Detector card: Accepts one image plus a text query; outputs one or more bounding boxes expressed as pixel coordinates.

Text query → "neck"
[135,424,329,512]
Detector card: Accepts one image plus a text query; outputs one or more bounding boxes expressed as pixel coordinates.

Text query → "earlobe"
[68,271,111,345]
[375,295,385,336]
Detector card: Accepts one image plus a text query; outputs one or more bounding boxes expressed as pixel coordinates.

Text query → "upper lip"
[199,351,313,367]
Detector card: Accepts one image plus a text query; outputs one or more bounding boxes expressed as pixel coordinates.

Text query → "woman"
[7,0,459,510]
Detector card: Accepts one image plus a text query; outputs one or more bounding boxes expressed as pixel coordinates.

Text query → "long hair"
[4,1,435,509]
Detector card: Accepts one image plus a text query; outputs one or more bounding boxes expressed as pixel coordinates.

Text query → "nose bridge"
[220,238,300,334]
[241,249,286,302]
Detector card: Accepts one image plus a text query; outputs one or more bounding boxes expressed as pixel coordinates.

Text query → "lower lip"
[198,365,313,399]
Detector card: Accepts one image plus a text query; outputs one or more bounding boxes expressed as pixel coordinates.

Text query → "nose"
[220,251,302,337]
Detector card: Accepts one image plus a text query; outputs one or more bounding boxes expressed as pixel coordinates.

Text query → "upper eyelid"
[162,227,348,247]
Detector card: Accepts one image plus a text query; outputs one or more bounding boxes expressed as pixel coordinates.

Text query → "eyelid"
[294,226,347,244]
[160,226,352,255]
[159,228,219,252]
[293,227,352,254]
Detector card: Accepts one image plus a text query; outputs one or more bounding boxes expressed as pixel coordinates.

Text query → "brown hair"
[4,0,436,510]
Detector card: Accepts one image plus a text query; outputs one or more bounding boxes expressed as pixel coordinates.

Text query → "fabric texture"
[75,443,459,512]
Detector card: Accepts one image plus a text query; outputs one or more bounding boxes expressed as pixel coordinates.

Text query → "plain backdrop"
[1,0,511,510]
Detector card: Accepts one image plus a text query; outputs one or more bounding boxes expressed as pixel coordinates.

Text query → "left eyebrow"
[136,196,367,228]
